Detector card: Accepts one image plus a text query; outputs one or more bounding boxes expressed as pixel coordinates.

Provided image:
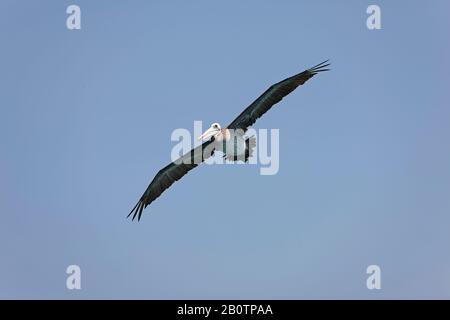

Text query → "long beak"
[197,127,217,141]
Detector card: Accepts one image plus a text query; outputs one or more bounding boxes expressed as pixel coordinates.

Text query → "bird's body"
[222,130,247,161]
[201,126,254,162]
[128,60,330,220]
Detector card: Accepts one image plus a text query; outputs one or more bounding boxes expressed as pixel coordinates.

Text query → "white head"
[197,122,221,141]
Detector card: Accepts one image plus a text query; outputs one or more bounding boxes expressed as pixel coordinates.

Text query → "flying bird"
[128,60,330,220]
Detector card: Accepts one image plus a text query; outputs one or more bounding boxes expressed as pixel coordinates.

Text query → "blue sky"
[1,0,449,299]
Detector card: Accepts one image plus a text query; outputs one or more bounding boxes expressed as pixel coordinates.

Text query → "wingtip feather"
[309,60,331,74]
[127,201,139,219]
[127,198,146,222]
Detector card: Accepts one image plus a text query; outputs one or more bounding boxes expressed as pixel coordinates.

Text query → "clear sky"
[1,0,449,299]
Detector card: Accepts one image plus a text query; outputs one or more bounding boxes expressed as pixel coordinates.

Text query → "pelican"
[128,60,330,220]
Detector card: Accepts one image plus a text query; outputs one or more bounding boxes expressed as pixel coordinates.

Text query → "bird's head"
[198,122,221,141]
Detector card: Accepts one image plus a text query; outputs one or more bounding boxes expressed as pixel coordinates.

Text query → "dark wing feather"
[227,60,330,131]
[128,139,215,221]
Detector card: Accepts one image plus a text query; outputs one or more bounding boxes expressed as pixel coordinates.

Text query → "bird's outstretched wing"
[227,60,330,131]
[128,139,215,221]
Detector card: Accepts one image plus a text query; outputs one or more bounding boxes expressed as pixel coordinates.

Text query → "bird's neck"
[216,128,230,142]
